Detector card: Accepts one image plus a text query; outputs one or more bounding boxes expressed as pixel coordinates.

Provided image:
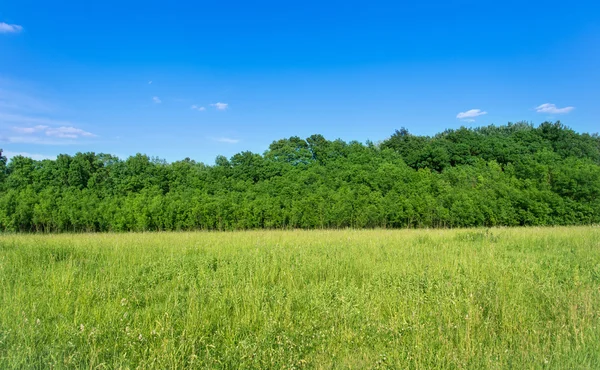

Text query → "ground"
[1,227,599,369]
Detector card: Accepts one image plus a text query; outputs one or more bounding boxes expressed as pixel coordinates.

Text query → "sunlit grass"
[1,227,599,368]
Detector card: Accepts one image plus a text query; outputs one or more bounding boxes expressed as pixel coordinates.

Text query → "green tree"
[0,149,7,187]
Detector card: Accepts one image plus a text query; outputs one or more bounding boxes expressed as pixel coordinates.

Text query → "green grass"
[1,227,599,369]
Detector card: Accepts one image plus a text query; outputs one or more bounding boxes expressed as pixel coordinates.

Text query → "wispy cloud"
[152,96,162,104]
[3,151,56,161]
[213,137,240,144]
[535,103,574,114]
[457,109,487,120]
[211,102,228,111]
[148,81,152,85]
[45,126,95,139]
[0,22,23,33]
[12,124,48,134]
[0,85,96,145]
[1,115,96,144]
[8,124,95,140]
[191,105,206,111]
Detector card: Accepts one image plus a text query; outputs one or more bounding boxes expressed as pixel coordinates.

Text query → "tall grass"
[1,227,599,369]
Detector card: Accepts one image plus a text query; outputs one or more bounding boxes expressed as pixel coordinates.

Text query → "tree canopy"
[1,121,599,232]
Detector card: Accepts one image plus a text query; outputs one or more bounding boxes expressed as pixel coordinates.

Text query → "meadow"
[1,227,599,369]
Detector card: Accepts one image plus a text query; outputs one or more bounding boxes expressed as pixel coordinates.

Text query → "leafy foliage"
[1,121,599,231]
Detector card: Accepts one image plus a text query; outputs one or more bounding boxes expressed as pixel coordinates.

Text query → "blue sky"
[1,0,599,163]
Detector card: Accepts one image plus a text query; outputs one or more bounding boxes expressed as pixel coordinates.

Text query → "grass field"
[1,227,599,369]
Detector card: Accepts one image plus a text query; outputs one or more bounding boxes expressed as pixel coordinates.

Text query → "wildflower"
[80,324,85,332]
[138,333,143,341]
[36,319,41,325]
[121,298,128,306]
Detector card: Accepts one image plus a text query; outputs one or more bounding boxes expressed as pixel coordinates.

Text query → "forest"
[1,121,599,232]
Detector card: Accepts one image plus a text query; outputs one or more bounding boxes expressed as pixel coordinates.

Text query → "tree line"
[1,121,599,232]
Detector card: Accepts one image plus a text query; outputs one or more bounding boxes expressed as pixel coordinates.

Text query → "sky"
[1,0,599,164]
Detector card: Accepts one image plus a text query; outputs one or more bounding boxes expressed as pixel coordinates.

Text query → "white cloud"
[0,22,23,33]
[12,125,48,134]
[153,96,161,104]
[0,85,96,145]
[214,137,239,144]
[45,126,95,138]
[191,105,206,111]
[211,102,228,110]
[7,123,95,142]
[535,103,574,114]
[148,81,152,84]
[3,151,55,161]
[456,109,487,120]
